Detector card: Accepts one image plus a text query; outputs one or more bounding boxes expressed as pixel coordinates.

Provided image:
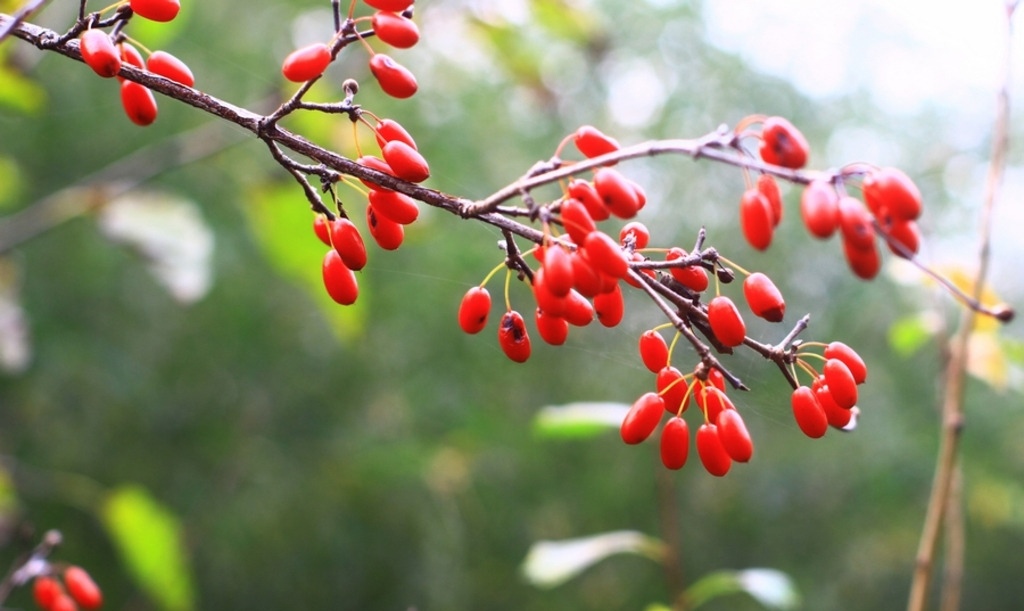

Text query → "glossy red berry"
[372,10,420,48]
[498,310,531,363]
[816,381,854,429]
[800,179,839,239]
[559,198,597,244]
[364,0,414,10]
[882,218,922,258]
[666,247,709,292]
[717,408,753,463]
[571,250,603,298]
[707,296,746,347]
[638,329,669,373]
[381,140,430,183]
[119,42,145,71]
[458,287,491,334]
[838,196,876,251]
[561,289,595,327]
[657,366,690,414]
[593,283,624,327]
[791,386,828,438]
[760,116,809,169]
[698,385,734,424]
[842,238,881,280]
[620,392,665,444]
[568,179,609,221]
[120,81,158,126]
[80,29,121,78]
[329,217,368,270]
[147,50,195,87]
[322,250,359,305]
[130,0,180,22]
[542,244,574,297]
[573,125,620,159]
[659,417,690,470]
[593,167,640,219]
[743,272,785,322]
[619,221,650,250]
[374,118,417,149]
[696,423,732,476]
[740,187,774,251]
[862,167,922,221]
[369,53,418,98]
[535,308,569,345]
[823,358,858,409]
[366,206,405,250]
[532,267,568,318]
[50,594,78,611]
[368,188,419,225]
[64,566,103,610]
[34,576,63,610]
[757,173,783,226]
[824,341,867,384]
[282,43,331,82]
[357,155,397,189]
[583,231,629,279]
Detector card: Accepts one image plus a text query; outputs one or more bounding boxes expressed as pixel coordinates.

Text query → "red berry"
[571,250,603,298]
[364,0,413,10]
[838,196,876,251]
[881,216,921,258]
[593,167,640,219]
[582,231,629,278]
[120,81,158,126]
[823,358,858,409]
[816,381,853,429]
[743,272,785,322]
[666,247,709,292]
[717,408,753,462]
[791,386,828,438]
[329,217,368,270]
[739,187,774,251]
[757,173,783,226]
[620,392,665,444]
[50,594,78,611]
[369,53,418,98]
[862,167,922,221]
[696,423,732,476]
[659,417,690,470]
[357,155,397,189]
[368,188,419,225]
[372,10,420,48]
[619,221,650,249]
[568,179,609,221]
[80,29,121,78]
[638,329,669,373]
[119,42,145,71]
[800,179,839,239]
[760,116,809,169]
[561,289,594,327]
[366,205,404,250]
[535,308,569,345]
[498,310,531,363]
[458,286,491,334]
[842,238,881,280]
[707,296,746,347]
[374,118,417,149]
[657,366,690,414]
[34,576,63,610]
[130,0,180,22]
[147,50,195,87]
[706,367,726,391]
[824,341,867,384]
[593,283,624,327]
[532,267,568,318]
[542,244,574,297]
[573,125,620,159]
[381,140,430,183]
[559,198,597,244]
[322,250,359,305]
[282,43,331,82]
[64,566,102,610]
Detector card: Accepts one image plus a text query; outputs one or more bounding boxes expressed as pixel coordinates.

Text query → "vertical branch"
[907,3,1017,610]
[655,469,687,610]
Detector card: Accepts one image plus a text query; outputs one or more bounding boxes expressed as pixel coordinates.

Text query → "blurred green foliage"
[0,1,1022,610]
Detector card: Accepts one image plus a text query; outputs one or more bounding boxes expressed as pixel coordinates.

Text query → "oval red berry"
[696,423,732,476]
[369,53,418,98]
[130,0,180,22]
[620,392,665,445]
[372,11,420,48]
[147,50,195,87]
[282,43,331,83]
[498,310,531,363]
[707,296,746,347]
[743,272,785,322]
[80,29,121,78]
[458,286,491,334]
[660,417,690,470]
[64,566,103,610]
[120,81,158,126]
[322,250,359,305]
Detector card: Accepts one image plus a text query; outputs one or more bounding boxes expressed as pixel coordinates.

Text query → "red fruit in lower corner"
[759,116,809,169]
[50,594,79,611]
[535,308,569,345]
[458,286,491,334]
[80,29,121,78]
[791,386,828,438]
[743,272,785,322]
[824,341,867,384]
[130,0,180,22]
[740,187,774,251]
[800,179,839,239]
[696,423,732,476]
[620,392,665,444]
[638,329,669,373]
[707,296,746,347]
[33,576,63,610]
[369,53,418,98]
[329,217,368,270]
[120,81,158,126]
[381,140,430,182]
[64,566,103,610]
[573,125,620,159]
[716,408,753,462]
[372,10,421,48]
[282,43,332,82]
[147,50,195,87]
[366,206,405,250]
[498,310,531,363]
[660,417,690,470]
[322,250,359,305]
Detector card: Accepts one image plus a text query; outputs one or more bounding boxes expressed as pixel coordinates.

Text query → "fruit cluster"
[75,0,191,126]
[32,566,103,611]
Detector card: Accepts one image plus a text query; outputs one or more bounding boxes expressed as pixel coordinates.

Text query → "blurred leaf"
[0,155,22,209]
[642,605,673,611]
[531,0,602,44]
[888,312,938,357]
[0,257,30,373]
[0,62,46,115]
[101,485,195,611]
[533,401,629,438]
[965,331,1010,391]
[686,568,800,610]
[97,190,215,304]
[521,530,666,589]
[243,181,367,343]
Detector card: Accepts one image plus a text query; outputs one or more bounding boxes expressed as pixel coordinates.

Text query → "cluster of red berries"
[32,566,103,611]
[312,116,429,305]
[789,341,867,437]
[76,0,191,126]
[281,0,418,98]
[734,115,923,280]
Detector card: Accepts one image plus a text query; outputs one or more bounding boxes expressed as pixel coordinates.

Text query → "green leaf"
[0,64,47,115]
[530,0,603,44]
[521,530,666,588]
[0,155,23,209]
[685,568,800,610]
[100,485,195,611]
[532,401,629,438]
[888,312,938,357]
